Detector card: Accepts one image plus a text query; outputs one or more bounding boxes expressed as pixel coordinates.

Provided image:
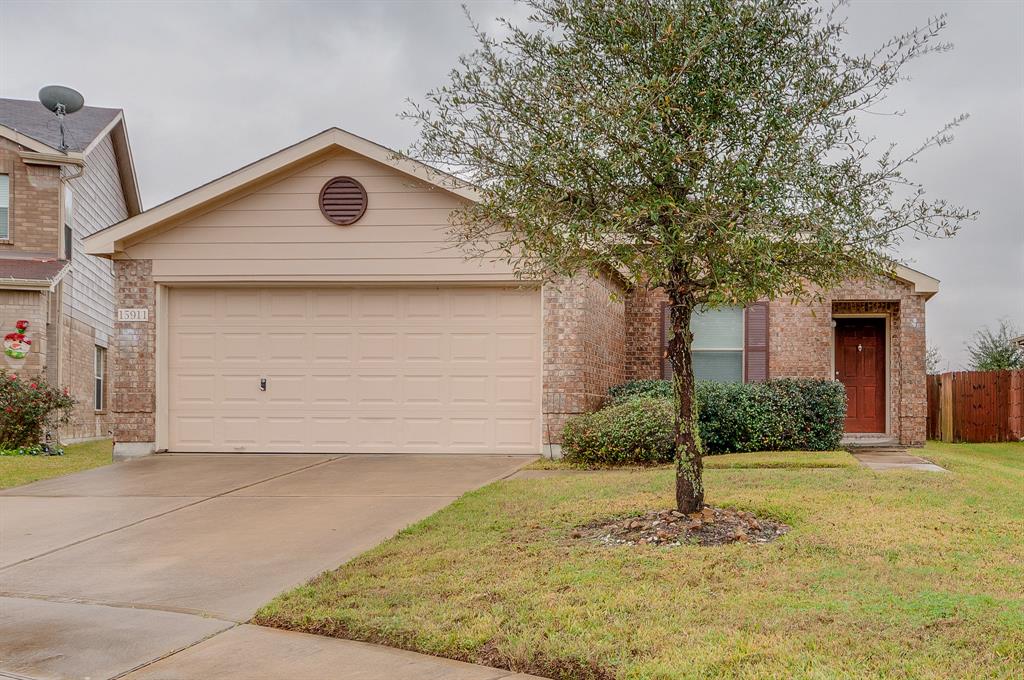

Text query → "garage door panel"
[311,333,353,363]
[168,287,540,453]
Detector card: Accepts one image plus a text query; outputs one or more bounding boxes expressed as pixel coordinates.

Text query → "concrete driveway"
[0,453,535,680]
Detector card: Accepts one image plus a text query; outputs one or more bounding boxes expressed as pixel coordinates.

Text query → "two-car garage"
[167,286,541,453]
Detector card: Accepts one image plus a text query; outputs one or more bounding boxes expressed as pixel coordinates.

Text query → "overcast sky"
[1,0,1020,368]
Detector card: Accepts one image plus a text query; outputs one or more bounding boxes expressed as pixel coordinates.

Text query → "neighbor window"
[0,174,9,240]
[664,305,745,382]
[94,346,106,411]
[63,186,73,260]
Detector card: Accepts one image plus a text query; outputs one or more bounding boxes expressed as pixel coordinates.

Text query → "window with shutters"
[662,302,769,382]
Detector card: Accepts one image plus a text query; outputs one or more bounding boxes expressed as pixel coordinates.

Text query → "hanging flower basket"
[4,321,32,360]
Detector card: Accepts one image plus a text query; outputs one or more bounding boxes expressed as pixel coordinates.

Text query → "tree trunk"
[666,289,704,513]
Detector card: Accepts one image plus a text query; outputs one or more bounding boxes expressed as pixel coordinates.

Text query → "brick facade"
[624,276,929,446]
[0,289,49,377]
[0,138,60,253]
[59,315,111,440]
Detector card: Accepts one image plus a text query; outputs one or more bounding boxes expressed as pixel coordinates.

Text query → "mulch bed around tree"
[574,506,790,547]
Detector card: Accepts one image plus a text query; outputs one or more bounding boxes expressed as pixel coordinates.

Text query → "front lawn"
[528,449,857,471]
[256,441,1024,679]
[0,438,113,490]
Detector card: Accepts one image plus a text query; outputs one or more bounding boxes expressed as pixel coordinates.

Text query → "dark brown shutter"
[661,302,672,378]
[744,302,769,382]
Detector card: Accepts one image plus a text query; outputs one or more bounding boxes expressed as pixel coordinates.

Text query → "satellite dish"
[38,85,85,115]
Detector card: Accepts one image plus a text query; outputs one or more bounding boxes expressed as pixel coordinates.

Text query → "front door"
[835,318,886,433]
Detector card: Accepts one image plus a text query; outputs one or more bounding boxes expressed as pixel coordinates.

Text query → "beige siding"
[65,134,127,340]
[125,150,517,282]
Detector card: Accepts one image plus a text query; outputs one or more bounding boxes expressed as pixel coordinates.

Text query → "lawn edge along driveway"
[255,442,1024,680]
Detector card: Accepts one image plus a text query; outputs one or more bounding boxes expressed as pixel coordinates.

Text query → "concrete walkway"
[850,447,947,472]
[0,453,540,680]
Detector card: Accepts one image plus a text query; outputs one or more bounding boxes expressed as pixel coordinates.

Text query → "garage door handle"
[260,377,267,392]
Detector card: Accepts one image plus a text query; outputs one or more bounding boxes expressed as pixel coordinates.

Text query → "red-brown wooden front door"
[835,318,886,433]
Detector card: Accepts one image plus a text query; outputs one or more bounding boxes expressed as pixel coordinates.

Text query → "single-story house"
[84,129,935,459]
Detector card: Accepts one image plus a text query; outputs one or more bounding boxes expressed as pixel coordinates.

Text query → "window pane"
[0,176,8,241]
[693,350,743,383]
[691,306,743,350]
[95,378,103,410]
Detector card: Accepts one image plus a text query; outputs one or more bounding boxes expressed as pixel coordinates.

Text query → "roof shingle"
[0,258,69,284]
[0,97,120,152]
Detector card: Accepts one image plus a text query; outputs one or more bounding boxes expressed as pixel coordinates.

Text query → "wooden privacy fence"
[927,370,1024,443]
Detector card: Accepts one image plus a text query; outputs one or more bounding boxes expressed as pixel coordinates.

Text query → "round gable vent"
[319,176,368,225]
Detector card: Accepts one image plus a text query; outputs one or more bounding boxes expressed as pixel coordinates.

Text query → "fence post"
[940,372,954,443]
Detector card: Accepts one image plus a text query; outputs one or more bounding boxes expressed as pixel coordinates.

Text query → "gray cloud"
[1,0,1019,368]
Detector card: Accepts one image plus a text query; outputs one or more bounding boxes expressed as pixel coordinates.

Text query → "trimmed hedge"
[697,379,846,454]
[561,378,846,464]
[562,397,675,466]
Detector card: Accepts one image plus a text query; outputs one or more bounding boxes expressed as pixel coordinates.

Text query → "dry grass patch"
[256,442,1024,679]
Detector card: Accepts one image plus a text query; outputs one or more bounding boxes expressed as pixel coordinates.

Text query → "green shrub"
[568,378,846,463]
[607,379,674,404]
[561,397,675,466]
[0,372,75,449]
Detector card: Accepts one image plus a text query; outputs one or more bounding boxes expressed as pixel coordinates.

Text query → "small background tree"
[925,345,944,374]
[406,0,973,512]
[966,319,1024,371]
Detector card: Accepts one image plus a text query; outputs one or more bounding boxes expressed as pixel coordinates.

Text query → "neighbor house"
[84,129,933,459]
[0,97,141,441]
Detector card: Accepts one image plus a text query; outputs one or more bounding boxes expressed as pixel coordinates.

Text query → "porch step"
[841,435,898,448]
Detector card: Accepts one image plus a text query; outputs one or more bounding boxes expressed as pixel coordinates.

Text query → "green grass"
[256,441,1024,679]
[0,438,113,490]
[526,449,856,470]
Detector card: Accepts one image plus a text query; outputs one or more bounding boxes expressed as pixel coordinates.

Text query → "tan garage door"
[167,286,541,453]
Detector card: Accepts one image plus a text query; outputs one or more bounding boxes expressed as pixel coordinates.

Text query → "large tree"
[406,0,972,512]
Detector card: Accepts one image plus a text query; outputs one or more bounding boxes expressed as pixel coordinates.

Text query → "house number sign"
[117,308,149,322]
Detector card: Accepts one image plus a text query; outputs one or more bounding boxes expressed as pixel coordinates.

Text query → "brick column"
[542,271,626,447]
[110,259,156,458]
[898,294,927,446]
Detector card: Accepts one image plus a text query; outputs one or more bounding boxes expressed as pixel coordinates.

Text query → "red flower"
[29,383,37,389]
[9,374,16,380]
[4,333,18,341]
[15,320,28,330]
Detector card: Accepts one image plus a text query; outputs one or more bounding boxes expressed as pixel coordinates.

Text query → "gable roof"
[893,265,939,299]
[0,97,142,216]
[84,127,478,256]
[79,125,939,297]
